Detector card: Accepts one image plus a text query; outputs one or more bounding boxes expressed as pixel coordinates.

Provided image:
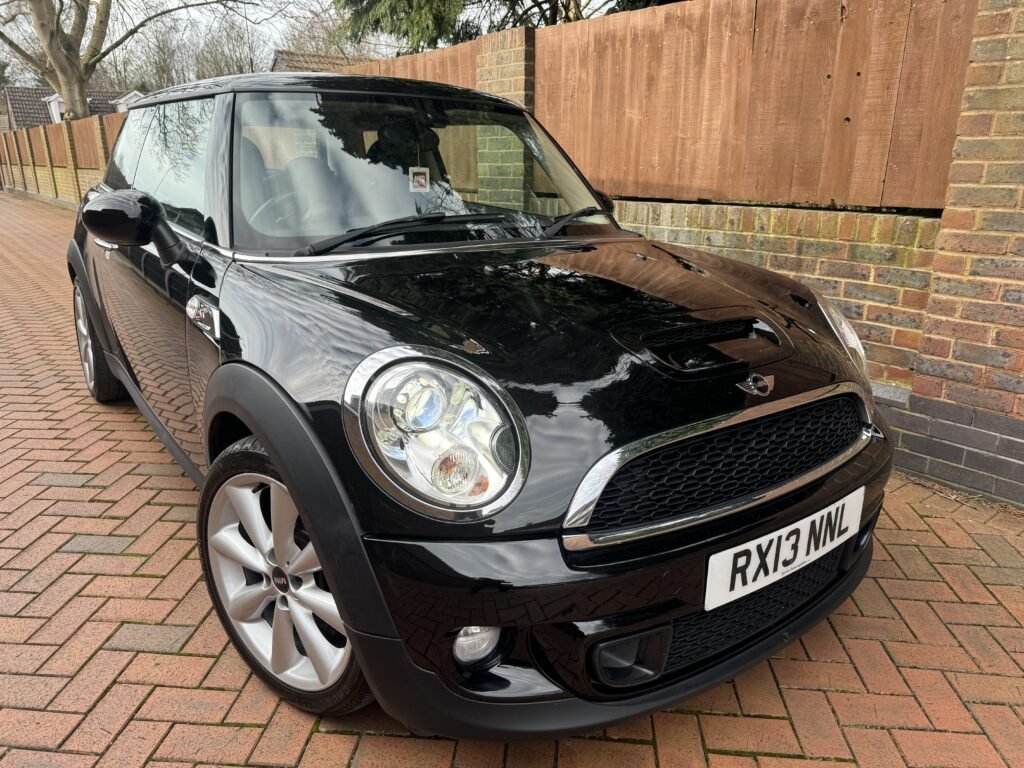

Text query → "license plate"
[704,487,865,611]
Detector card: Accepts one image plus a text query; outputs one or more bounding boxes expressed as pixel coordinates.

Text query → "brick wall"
[614,0,1024,504]
[615,202,940,392]
[893,0,1024,502]
[475,29,536,209]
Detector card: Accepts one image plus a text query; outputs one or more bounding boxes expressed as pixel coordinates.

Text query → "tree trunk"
[58,74,90,119]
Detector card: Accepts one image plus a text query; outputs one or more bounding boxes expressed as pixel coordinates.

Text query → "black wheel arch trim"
[67,239,116,356]
[203,361,399,638]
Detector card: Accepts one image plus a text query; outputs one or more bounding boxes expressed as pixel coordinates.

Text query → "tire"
[198,436,373,715]
[72,279,127,403]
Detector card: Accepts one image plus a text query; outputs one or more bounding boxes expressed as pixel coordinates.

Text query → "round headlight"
[344,347,529,520]
[816,292,869,379]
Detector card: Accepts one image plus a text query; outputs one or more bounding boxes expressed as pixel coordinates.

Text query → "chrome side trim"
[562,382,877,551]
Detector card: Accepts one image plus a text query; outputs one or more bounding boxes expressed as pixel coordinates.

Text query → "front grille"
[585,395,864,534]
[664,548,844,674]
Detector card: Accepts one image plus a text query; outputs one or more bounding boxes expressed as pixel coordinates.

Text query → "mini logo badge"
[271,568,289,594]
[737,373,775,397]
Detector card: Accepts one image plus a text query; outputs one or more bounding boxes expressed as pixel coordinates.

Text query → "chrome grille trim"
[561,381,880,551]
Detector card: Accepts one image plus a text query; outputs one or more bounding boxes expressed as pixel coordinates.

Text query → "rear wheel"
[198,436,372,714]
[72,279,126,403]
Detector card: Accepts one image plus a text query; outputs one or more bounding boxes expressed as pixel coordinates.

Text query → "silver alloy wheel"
[207,473,350,691]
[73,284,95,391]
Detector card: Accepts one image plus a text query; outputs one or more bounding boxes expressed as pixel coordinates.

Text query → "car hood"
[242,237,864,535]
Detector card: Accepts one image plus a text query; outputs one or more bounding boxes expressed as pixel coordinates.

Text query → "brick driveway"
[1,192,1024,768]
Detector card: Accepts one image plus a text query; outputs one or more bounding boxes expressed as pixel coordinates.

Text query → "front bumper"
[346,434,891,739]
[351,542,871,740]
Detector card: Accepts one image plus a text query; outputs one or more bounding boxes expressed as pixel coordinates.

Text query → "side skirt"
[105,351,206,488]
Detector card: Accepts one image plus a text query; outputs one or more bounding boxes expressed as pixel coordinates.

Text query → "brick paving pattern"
[1,192,1024,766]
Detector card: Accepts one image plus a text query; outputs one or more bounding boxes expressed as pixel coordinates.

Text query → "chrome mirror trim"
[562,381,878,550]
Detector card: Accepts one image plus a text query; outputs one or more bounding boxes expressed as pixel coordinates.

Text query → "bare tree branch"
[81,0,111,71]
[89,0,254,68]
[0,25,46,71]
[68,0,88,49]
[0,0,259,116]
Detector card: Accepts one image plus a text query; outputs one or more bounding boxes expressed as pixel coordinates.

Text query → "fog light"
[453,626,501,665]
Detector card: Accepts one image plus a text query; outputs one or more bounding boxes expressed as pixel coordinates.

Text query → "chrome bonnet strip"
[561,381,878,551]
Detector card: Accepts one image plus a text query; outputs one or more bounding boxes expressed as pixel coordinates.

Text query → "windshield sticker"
[409,167,430,192]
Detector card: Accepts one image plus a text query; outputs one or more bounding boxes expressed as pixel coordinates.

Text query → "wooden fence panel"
[341,40,478,89]
[0,135,10,186]
[813,0,909,207]
[16,130,31,163]
[4,133,17,164]
[881,0,978,207]
[29,126,48,166]
[102,112,128,148]
[71,117,101,169]
[534,0,974,208]
[46,123,67,167]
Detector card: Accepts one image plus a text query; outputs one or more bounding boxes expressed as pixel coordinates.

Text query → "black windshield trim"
[295,213,514,257]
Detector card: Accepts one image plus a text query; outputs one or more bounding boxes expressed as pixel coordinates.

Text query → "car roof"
[131,72,520,110]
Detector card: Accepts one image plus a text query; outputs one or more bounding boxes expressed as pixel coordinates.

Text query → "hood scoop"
[612,307,794,379]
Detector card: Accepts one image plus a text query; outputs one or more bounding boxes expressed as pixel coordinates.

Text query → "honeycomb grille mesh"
[664,548,844,674]
[585,395,864,534]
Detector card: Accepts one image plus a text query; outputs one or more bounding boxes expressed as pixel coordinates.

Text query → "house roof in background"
[270,49,366,73]
[114,90,146,105]
[3,86,119,130]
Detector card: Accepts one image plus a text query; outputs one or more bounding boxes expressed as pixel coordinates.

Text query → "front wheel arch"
[207,411,253,463]
[202,362,397,639]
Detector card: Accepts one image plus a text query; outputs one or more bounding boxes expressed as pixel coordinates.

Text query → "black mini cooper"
[68,73,891,739]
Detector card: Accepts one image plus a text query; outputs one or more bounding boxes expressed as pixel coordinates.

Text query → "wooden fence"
[342,41,479,90]
[0,113,125,204]
[1,0,977,211]
[339,0,976,210]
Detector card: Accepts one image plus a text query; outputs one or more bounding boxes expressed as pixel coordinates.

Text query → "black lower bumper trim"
[348,541,872,741]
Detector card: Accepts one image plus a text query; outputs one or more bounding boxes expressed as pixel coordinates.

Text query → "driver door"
[95,98,216,467]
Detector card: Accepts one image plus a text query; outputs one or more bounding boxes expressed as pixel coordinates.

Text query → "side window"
[105,110,151,190]
[133,98,215,236]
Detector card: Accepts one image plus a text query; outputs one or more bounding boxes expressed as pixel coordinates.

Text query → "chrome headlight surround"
[813,290,870,380]
[342,346,530,522]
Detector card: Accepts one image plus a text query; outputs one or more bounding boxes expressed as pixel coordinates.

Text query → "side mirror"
[594,189,615,213]
[82,190,187,267]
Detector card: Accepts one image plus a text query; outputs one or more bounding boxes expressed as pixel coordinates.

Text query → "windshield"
[232,91,619,251]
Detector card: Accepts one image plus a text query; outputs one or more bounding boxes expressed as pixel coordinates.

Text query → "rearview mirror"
[82,189,186,267]
[594,189,615,213]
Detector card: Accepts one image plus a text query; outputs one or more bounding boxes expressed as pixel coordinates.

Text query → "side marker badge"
[186,295,220,341]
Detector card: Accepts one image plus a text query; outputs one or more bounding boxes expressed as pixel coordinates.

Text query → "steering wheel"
[248,192,342,234]
[248,191,301,232]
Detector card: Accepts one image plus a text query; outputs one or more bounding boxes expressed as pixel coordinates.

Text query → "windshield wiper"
[295,212,510,257]
[542,206,613,238]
